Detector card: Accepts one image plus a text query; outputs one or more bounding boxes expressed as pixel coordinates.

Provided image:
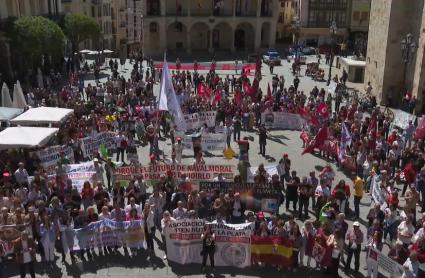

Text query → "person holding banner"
[40,215,57,265]
[201,224,216,273]
[344,221,364,274]
[14,230,36,278]
[143,205,155,254]
[160,211,175,260]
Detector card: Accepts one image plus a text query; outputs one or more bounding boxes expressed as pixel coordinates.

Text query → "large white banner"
[184,111,217,130]
[81,132,116,158]
[64,161,95,173]
[27,171,96,191]
[392,109,416,130]
[175,132,226,151]
[165,220,253,267]
[261,112,306,130]
[371,175,387,209]
[32,145,75,174]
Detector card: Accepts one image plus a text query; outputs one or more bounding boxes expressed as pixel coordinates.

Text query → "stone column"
[208,28,214,53]
[256,0,261,17]
[187,30,192,53]
[160,0,166,16]
[268,20,277,48]
[188,0,191,16]
[232,0,236,16]
[230,26,236,53]
[254,20,262,50]
[159,19,167,52]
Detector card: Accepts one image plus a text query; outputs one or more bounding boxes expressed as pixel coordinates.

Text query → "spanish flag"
[251,236,293,267]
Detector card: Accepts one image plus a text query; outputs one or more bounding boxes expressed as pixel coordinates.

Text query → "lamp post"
[400,33,417,91]
[327,20,337,86]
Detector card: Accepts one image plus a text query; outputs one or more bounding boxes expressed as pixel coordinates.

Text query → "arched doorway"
[212,22,232,50]
[147,21,160,50]
[190,22,210,51]
[167,22,188,51]
[261,22,271,48]
[234,23,255,51]
[235,29,245,49]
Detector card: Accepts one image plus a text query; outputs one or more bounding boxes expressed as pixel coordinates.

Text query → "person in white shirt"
[402,252,419,278]
[172,201,187,220]
[398,214,415,245]
[125,197,142,215]
[143,205,155,253]
[160,210,175,260]
[14,162,29,186]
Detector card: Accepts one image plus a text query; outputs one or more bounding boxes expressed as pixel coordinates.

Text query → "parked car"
[262,50,282,65]
[302,47,316,55]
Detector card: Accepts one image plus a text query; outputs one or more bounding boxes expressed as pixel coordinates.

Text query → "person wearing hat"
[344,221,364,273]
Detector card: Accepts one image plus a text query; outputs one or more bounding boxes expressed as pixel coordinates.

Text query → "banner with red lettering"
[113,164,235,184]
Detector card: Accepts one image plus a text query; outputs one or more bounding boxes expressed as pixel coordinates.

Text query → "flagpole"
[155,52,167,161]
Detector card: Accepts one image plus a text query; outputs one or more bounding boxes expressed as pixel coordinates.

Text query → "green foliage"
[63,13,101,51]
[9,16,65,69]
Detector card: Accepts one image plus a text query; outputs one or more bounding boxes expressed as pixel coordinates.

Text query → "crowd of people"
[0,52,423,278]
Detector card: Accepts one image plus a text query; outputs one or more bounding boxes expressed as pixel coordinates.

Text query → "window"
[353,11,360,21]
[149,22,158,32]
[361,12,369,21]
[281,2,284,7]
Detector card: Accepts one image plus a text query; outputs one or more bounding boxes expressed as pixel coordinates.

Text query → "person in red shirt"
[81,181,94,210]
[387,130,397,146]
[403,159,416,196]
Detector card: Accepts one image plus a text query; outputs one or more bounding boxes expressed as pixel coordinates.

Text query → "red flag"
[415,117,425,139]
[196,83,206,97]
[212,89,222,105]
[242,81,251,94]
[317,102,329,118]
[250,78,259,102]
[302,126,328,155]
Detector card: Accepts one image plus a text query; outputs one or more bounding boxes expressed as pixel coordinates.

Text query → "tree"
[63,14,101,53]
[7,16,65,73]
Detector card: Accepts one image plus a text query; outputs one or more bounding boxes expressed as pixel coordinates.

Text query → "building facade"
[365,0,425,113]
[349,0,370,55]
[143,0,279,55]
[0,0,62,19]
[62,0,113,50]
[298,0,349,46]
[277,0,298,41]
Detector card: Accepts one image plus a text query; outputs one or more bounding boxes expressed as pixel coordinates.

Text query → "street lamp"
[400,33,417,91]
[327,20,337,86]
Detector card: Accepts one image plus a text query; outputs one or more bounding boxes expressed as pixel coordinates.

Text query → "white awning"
[0,107,24,121]
[0,127,58,150]
[10,107,73,125]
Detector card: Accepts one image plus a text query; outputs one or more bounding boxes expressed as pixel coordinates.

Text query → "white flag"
[159,59,186,131]
[13,80,27,109]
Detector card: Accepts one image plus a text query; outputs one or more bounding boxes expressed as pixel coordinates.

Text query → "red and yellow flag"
[251,236,293,267]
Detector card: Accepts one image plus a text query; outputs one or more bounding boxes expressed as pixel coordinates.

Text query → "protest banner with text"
[261,112,306,130]
[165,220,253,267]
[113,164,235,184]
[183,111,217,130]
[175,132,226,152]
[32,145,75,174]
[65,219,145,251]
[81,132,116,158]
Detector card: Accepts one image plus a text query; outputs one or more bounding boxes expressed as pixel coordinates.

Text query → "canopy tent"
[0,107,24,121]
[1,83,12,107]
[10,107,73,125]
[0,127,58,150]
[12,81,27,109]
